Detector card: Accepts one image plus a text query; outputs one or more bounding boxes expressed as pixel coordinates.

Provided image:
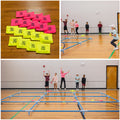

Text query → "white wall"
[1,60,119,88]
[61,1,119,33]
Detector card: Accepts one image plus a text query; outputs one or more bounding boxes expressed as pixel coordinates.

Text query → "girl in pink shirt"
[75,21,79,34]
[60,68,70,90]
[51,73,58,91]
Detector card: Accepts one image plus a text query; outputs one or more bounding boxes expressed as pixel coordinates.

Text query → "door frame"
[117,12,120,34]
[106,65,118,89]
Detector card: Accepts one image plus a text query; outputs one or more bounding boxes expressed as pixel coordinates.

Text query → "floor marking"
[109,42,120,59]
[10,97,36,119]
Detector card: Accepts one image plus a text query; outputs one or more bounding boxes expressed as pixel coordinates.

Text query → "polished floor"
[1,89,119,119]
[61,34,120,59]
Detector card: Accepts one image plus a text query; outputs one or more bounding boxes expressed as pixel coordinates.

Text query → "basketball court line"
[1,91,119,119]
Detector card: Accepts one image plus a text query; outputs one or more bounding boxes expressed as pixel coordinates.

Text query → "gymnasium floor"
[1,89,119,119]
[61,34,120,59]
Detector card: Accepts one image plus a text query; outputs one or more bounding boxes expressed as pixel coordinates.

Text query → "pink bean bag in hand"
[40,15,51,23]
[27,21,39,29]
[24,12,35,19]
[32,13,43,21]
[16,10,27,18]
[19,19,31,27]
[11,18,23,26]
[44,25,56,33]
[36,23,48,31]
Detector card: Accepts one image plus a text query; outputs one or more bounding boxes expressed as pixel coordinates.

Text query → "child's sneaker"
[114,47,119,50]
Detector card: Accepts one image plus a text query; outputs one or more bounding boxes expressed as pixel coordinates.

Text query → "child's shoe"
[114,47,119,50]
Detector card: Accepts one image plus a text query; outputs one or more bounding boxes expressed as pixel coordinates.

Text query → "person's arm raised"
[48,70,50,76]
[43,71,45,77]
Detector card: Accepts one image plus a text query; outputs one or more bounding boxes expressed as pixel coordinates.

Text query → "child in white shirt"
[51,73,58,90]
[110,24,119,50]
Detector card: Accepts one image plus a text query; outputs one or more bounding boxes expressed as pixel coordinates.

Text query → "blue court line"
[7,95,107,98]
[20,92,45,93]
[63,43,81,51]
[61,37,87,42]
[20,91,101,94]
[61,37,92,42]
[1,92,20,101]
[73,93,84,115]
[62,42,81,43]
[1,91,119,118]
[1,101,119,103]
[28,92,47,115]
[100,92,119,102]
[61,38,92,53]
[1,110,119,112]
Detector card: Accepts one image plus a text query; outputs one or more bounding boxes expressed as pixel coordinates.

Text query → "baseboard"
[1,88,108,89]
[61,32,109,34]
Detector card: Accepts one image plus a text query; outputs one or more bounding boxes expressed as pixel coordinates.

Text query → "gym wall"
[1,60,119,88]
[61,1,119,33]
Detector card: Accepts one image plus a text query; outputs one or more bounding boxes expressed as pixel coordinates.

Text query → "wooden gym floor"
[61,34,120,59]
[1,89,119,119]
[1,1,59,59]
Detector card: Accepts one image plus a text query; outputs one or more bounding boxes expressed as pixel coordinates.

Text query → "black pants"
[99,27,102,33]
[76,27,78,34]
[60,78,66,89]
[111,39,118,47]
[76,82,79,89]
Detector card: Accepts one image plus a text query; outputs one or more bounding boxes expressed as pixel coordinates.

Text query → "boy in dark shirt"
[82,74,86,90]
[85,22,89,35]
[61,15,69,34]
[43,71,50,91]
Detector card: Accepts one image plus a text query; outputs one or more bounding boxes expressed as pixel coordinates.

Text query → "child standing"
[43,71,50,91]
[110,24,119,50]
[70,19,75,34]
[60,68,70,90]
[61,16,69,34]
[75,73,80,90]
[75,21,79,34]
[51,73,58,91]
[85,22,89,35]
[98,21,103,34]
[82,74,86,90]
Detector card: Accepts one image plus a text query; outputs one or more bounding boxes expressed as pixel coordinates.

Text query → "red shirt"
[45,76,50,81]
[98,24,102,28]
[63,21,67,26]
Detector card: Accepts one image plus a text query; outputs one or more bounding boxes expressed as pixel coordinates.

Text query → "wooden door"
[106,66,117,89]
[117,13,120,34]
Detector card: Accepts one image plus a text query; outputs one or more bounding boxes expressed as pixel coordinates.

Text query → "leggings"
[76,82,79,89]
[76,27,78,34]
[111,39,118,47]
[60,78,66,89]
[99,27,102,33]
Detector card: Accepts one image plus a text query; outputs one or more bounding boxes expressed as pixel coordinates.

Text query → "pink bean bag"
[16,10,27,18]
[36,23,48,31]
[19,19,31,27]
[40,15,51,23]
[11,18,23,26]
[32,13,43,21]
[24,12,35,19]
[27,21,39,29]
[44,25,56,33]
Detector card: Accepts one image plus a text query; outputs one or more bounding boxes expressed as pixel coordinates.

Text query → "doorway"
[106,65,118,89]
